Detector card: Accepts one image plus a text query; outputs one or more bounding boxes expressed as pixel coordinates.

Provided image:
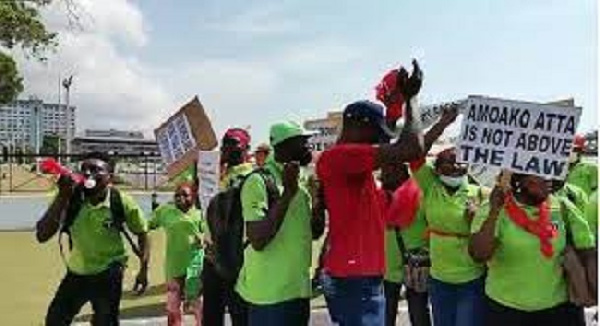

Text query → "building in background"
[0,98,76,152]
[72,129,158,157]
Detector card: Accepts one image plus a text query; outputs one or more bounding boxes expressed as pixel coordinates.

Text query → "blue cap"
[343,100,396,139]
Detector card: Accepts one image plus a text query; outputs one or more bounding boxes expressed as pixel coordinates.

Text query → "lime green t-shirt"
[384,228,404,283]
[67,190,148,275]
[567,161,598,196]
[401,207,429,250]
[220,163,254,190]
[556,183,590,215]
[236,158,313,305]
[149,203,205,280]
[584,190,598,240]
[413,163,485,284]
[471,196,595,311]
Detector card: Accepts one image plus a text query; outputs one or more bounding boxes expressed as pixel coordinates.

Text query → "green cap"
[269,121,310,146]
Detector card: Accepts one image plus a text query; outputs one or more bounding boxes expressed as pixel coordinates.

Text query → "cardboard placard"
[197,150,220,214]
[456,96,581,180]
[154,96,218,178]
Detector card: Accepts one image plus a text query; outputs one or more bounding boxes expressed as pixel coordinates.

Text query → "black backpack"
[60,187,141,259]
[206,169,278,282]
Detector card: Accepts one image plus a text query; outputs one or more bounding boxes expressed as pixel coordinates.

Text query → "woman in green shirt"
[470,173,596,326]
[150,184,205,326]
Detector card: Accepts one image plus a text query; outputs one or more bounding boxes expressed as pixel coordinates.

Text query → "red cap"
[573,134,586,149]
[375,68,405,122]
[223,128,251,149]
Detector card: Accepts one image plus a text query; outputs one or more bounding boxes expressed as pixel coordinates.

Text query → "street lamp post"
[62,76,73,163]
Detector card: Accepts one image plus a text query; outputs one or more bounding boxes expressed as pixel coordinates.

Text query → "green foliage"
[0,0,57,104]
[0,52,23,104]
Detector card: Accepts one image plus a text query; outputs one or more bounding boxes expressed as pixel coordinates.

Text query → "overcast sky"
[13,0,598,144]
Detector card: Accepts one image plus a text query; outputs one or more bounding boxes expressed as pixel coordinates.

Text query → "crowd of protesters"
[35,60,597,326]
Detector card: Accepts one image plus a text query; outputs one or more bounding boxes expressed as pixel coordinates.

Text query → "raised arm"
[35,176,74,243]
[423,104,459,154]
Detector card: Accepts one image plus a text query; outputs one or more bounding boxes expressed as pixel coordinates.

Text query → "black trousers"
[384,281,432,326]
[202,259,248,326]
[485,296,586,326]
[45,263,124,326]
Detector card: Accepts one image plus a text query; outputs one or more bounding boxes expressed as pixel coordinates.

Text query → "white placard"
[419,100,467,129]
[456,96,582,180]
[197,151,220,213]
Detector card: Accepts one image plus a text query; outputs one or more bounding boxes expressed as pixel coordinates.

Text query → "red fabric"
[573,134,586,149]
[505,194,556,258]
[386,179,422,228]
[409,158,426,172]
[40,158,84,183]
[317,144,385,277]
[375,69,405,122]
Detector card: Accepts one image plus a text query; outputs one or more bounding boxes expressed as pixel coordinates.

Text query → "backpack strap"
[109,189,142,258]
[58,187,84,264]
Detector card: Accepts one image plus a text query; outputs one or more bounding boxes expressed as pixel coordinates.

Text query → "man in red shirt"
[317,60,424,325]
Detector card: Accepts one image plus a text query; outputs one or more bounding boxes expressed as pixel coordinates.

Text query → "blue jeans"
[429,276,485,326]
[248,298,310,326]
[323,273,385,326]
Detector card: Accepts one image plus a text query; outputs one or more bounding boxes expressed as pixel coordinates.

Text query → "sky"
[13,0,598,144]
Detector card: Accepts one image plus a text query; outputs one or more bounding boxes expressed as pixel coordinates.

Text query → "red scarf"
[505,194,556,258]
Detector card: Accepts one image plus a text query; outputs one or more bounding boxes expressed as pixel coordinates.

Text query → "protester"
[253,143,270,168]
[203,128,253,326]
[317,60,425,324]
[567,134,598,196]
[380,162,432,326]
[150,183,206,326]
[470,173,597,326]
[236,121,325,325]
[36,151,149,326]
[405,104,486,326]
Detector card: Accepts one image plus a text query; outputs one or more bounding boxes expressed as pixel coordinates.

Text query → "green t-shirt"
[220,163,254,190]
[67,190,148,275]
[402,207,429,250]
[471,196,595,311]
[413,163,485,284]
[149,203,205,280]
[384,228,404,283]
[584,190,598,240]
[556,183,590,215]
[567,161,598,196]
[236,158,313,305]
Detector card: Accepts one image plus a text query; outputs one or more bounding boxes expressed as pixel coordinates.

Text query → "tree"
[0,52,23,104]
[40,134,60,156]
[0,0,57,104]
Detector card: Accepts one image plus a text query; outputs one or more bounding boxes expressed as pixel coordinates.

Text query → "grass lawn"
[0,230,325,325]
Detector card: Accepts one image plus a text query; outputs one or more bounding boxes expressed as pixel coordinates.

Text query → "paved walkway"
[74,307,597,326]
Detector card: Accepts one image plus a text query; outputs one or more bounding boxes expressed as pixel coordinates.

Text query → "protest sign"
[468,164,501,188]
[304,112,342,152]
[419,100,466,129]
[197,150,220,214]
[456,96,581,180]
[154,96,218,178]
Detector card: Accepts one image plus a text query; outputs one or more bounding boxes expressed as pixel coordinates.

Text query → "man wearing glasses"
[36,151,149,326]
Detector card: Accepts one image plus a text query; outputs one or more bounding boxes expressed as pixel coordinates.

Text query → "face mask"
[439,175,466,188]
[84,177,97,189]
